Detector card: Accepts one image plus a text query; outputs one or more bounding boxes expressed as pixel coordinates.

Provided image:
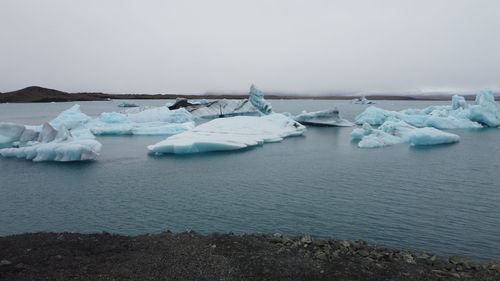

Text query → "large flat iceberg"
[351,121,460,148]
[355,90,499,129]
[148,113,306,154]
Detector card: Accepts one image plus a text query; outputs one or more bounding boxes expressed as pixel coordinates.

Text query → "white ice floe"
[117,102,139,107]
[0,122,102,162]
[351,121,460,148]
[294,108,353,127]
[355,90,499,129]
[148,113,306,154]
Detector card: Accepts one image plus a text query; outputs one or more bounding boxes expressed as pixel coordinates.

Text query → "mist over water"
[1,0,500,94]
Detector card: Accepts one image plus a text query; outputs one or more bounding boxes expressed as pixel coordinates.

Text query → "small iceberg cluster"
[6,84,483,160]
[0,85,286,161]
[148,113,305,154]
[165,85,272,119]
[351,120,460,148]
[294,108,353,127]
[352,96,375,104]
[0,103,196,162]
[355,90,500,129]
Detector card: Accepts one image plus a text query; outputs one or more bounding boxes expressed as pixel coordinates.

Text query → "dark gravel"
[1,231,499,281]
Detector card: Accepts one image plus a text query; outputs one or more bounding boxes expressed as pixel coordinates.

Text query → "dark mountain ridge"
[0,86,496,103]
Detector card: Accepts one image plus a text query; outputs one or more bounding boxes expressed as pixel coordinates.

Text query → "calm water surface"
[0,99,499,262]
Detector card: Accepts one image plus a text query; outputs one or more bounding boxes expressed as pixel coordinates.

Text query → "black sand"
[1,231,499,281]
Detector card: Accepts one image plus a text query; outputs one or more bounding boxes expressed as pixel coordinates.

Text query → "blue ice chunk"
[100,112,130,123]
[50,104,91,130]
[355,90,498,129]
[249,85,273,115]
[352,120,460,148]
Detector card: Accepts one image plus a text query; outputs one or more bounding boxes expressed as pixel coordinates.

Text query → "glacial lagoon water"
[0,99,499,262]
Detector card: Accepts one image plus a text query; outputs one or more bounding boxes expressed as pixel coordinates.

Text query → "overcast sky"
[1,0,499,94]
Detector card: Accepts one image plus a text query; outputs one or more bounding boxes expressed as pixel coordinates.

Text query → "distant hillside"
[0,86,110,103]
[0,86,497,103]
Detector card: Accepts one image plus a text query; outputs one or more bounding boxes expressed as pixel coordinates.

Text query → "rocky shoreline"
[1,231,499,281]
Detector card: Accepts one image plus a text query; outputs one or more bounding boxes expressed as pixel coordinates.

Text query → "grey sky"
[1,0,499,94]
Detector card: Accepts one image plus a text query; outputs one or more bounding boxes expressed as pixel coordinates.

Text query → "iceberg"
[183,99,260,119]
[249,84,273,114]
[351,121,460,148]
[468,90,500,127]
[355,90,499,129]
[131,123,195,136]
[294,109,354,127]
[189,99,210,105]
[117,102,139,107]
[0,139,102,162]
[99,112,130,124]
[0,123,28,148]
[89,121,194,136]
[0,122,102,162]
[352,96,375,104]
[127,107,193,123]
[148,113,305,154]
[162,85,273,119]
[1,103,196,161]
[86,108,195,136]
[49,104,91,130]
[38,122,59,143]
[451,95,467,110]
[46,105,96,140]
[19,127,39,142]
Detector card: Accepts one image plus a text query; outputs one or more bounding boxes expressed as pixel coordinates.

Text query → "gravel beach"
[1,231,499,281]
